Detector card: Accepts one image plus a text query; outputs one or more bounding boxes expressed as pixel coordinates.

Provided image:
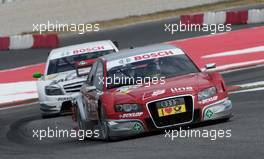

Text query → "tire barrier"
[181,9,264,26]
[0,34,59,50]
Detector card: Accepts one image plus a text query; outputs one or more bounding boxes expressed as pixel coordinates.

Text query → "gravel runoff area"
[0,0,228,36]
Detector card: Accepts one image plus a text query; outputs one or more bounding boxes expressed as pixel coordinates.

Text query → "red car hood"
[109,73,214,103]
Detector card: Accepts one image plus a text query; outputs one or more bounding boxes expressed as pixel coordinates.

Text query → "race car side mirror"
[205,63,216,70]
[33,72,43,78]
[113,41,119,49]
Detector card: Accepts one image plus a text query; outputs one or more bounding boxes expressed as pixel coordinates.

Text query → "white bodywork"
[36,40,118,115]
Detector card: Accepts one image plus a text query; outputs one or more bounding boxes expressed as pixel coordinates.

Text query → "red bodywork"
[80,58,228,131]
[102,73,227,130]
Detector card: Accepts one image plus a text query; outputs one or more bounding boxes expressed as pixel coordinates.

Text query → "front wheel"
[76,106,87,131]
[99,105,111,141]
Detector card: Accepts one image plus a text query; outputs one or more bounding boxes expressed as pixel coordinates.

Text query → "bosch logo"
[73,46,105,54]
[134,50,175,61]
[159,98,180,108]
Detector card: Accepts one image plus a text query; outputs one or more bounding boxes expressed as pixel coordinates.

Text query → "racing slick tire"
[41,113,59,119]
[76,106,87,131]
[99,105,112,141]
[220,117,231,122]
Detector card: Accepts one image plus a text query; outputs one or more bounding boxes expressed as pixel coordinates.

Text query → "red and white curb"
[0,34,59,50]
[0,81,37,106]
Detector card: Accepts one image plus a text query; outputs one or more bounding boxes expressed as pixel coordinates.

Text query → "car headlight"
[45,85,64,95]
[115,104,141,112]
[198,87,216,101]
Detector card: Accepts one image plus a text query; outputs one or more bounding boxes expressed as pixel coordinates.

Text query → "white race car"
[33,40,119,118]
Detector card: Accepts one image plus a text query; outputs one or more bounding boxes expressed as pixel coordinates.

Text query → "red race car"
[72,43,232,140]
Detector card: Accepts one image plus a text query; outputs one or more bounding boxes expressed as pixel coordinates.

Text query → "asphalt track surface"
[1,8,264,159]
[0,75,264,159]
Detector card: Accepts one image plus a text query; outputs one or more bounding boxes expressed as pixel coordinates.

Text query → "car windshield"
[106,54,199,89]
[47,50,115,75]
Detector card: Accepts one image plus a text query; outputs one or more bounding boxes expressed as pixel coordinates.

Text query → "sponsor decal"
[205,109,214,119]
[132,123,143,132]
[118,58,132,65]
[49,73,78,85]
[134,50,176,61]
[157,104,186,117]
[57,97,73,101]
[107,49,183,69]
[116,85,140,94]
[60,51,71,57]
[79,61,87,66]
[142,89,166,100]
[171,87,193,93]
[152,89,166,97]
[73,46,105,54]
[159,98,180,108]
[45,74,58,80]
[50,79,65,85]
[199,96,218,105]
[119,112,143,119]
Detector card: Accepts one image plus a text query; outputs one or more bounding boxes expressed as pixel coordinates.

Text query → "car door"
[82,60,104,121]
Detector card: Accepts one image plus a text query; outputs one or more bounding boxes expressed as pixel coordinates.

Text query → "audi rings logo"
[159,98,180,108]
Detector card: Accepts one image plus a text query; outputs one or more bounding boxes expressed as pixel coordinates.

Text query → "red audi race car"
[72,43,232,140]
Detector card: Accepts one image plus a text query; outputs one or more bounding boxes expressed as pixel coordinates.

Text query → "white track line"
[238,81,264,88]
[221,64,264,74]
[202,46,264,58]
[230,87,264,94]
[202,59,264,72]
[229,81,264,94]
